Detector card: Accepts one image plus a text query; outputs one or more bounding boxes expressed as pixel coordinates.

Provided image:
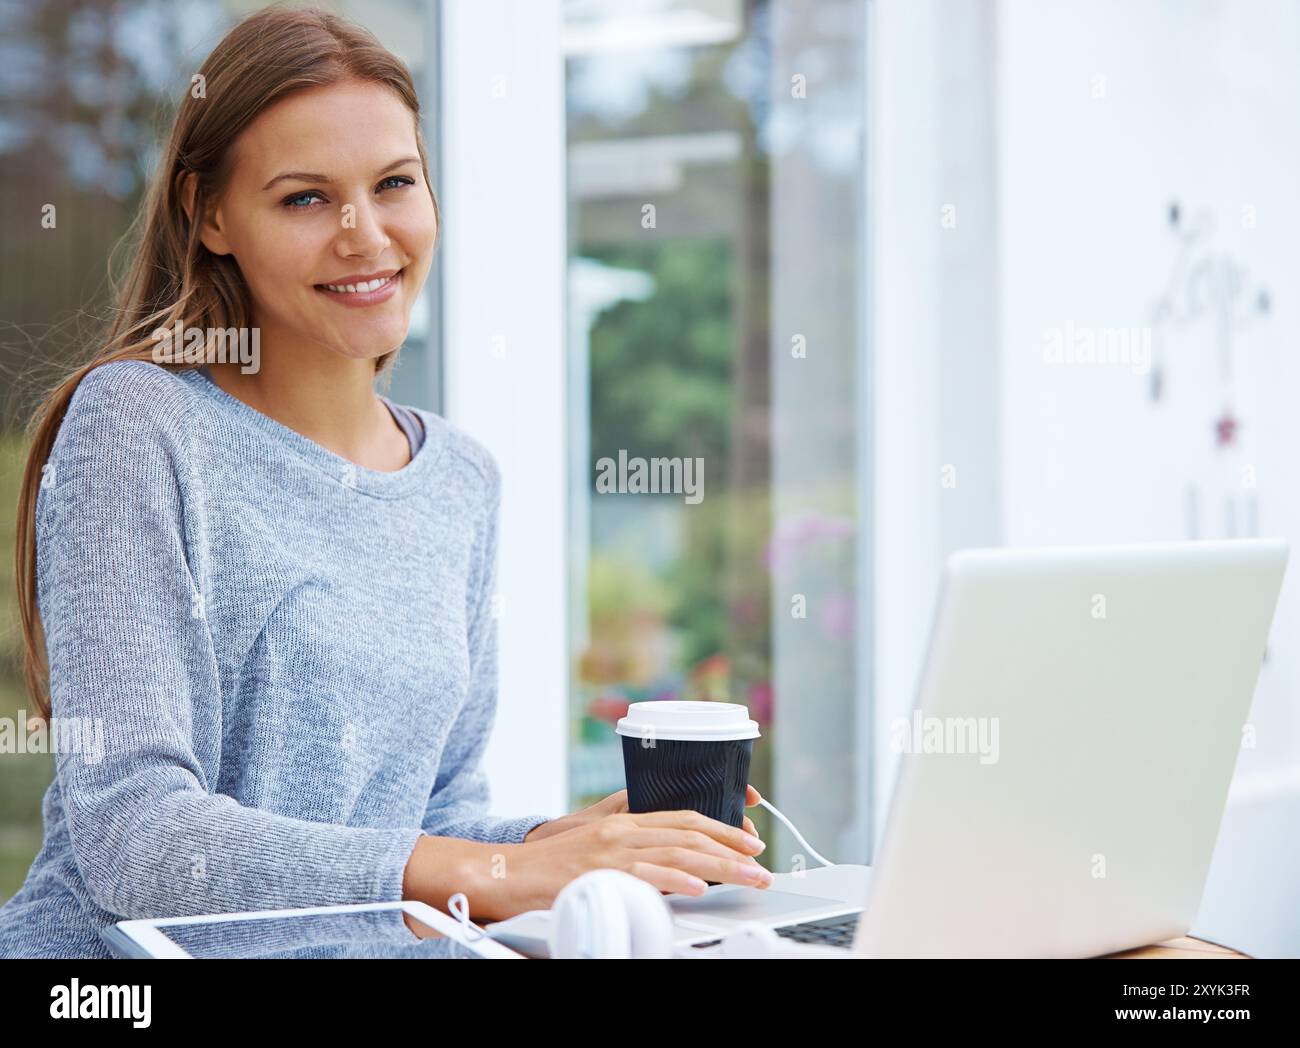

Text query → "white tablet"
[100,901,527,959]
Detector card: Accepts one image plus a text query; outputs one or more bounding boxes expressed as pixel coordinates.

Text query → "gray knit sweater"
[0,360,550,958]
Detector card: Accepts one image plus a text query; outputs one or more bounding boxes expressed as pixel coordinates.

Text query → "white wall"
[997,0,1300,958]
[869,0,1001,849]
[872,0,1300,955]
[440,0,569,821]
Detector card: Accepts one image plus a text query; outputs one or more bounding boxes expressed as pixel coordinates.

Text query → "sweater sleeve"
[420,454,552,846]
[36,367,424,920]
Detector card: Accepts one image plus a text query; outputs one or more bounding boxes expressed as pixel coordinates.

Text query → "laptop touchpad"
[668,887,854,924]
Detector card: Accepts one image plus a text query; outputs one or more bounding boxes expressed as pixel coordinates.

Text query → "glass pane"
[564,0,867,867]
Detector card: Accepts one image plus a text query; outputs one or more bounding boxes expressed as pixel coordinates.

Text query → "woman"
[0,5,770,959]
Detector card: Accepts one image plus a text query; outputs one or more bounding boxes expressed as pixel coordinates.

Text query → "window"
[564,0,870,864]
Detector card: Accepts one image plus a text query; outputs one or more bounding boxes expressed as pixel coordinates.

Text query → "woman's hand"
[481,784,771,920]
[510,807,771,915]
[525,784,765,842]
[404,786,769,929]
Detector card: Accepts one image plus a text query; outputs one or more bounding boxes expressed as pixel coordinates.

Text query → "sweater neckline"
[181,366,441,498]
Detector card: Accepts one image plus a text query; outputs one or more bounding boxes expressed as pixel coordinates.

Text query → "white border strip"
[439,0,569,817]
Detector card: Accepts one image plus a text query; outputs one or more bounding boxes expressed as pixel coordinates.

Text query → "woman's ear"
[178,170,233,257]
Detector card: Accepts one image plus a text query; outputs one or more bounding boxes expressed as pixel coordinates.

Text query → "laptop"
[671,538,1287,957]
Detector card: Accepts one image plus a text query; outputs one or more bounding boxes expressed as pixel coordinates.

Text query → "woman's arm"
[418,446,551,845]
[38,364,425,920]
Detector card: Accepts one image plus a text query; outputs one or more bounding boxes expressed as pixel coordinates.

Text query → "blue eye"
[283,190,324,210]
[280,176,414,212]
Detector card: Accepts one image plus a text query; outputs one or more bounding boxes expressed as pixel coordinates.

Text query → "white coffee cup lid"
[615,700,760,742]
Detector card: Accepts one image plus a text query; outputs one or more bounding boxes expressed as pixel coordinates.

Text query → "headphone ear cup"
[720,921,784,958]
[549,870,675,959]
[588,872,633,958]
[619,875,676,959]
[550,871,629,958]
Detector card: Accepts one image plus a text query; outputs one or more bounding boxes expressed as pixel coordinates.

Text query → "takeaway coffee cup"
[616,700,760,829]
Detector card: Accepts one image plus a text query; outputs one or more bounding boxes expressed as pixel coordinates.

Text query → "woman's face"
[199,79,437,364]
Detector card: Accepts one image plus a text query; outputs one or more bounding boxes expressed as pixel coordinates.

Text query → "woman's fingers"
[626,862,710,896]
[592,789,629,814]
[632,846,773,890]
[610,825,764,867]
[605,813,773,888]
[626,810,765,856]
[746,784,763,806]
[541,805,778,903]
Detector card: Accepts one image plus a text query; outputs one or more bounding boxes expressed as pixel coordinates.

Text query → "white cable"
[446,892,489,941]
[756,797,834,868]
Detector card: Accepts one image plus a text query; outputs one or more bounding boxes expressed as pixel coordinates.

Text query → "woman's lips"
[315,268,402,307]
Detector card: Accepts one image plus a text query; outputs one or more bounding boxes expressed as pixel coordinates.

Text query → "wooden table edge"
[1106,936,1249,959]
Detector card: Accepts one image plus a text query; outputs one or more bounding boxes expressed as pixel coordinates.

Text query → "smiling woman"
[0,3,769,960]
[173,76,438,459]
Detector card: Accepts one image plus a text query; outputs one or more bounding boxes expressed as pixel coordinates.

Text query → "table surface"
[1108,937,1246,959]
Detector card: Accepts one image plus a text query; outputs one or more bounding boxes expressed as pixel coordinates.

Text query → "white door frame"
[439,0,569,820]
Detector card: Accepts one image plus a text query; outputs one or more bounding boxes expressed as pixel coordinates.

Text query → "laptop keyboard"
[773,912,859,948]
[688,911,860,950]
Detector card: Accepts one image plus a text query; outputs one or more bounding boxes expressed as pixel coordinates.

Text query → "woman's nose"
[334,198,390,258]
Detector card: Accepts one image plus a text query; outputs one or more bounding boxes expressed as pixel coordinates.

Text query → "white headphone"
[548,870,676,959]
[547,869,850,959]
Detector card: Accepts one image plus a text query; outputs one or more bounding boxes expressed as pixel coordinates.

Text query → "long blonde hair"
[15,4,440,721]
